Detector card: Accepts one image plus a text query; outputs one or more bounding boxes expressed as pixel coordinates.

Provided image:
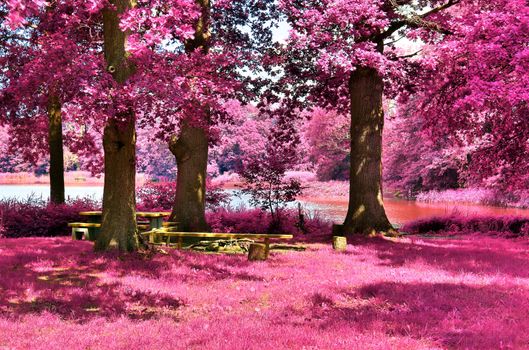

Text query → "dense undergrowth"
[0,197,97,238]
[402,214,529,238]
[0,196,332,240]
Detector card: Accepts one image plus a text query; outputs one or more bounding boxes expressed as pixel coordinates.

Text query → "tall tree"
[94,0,139,251]
[276,0,463,234]
[168,0,212,232]
[122,0,280,231]
[47,91,65,203]
[0,1,104,204]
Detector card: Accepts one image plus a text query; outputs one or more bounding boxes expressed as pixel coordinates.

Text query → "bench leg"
[72,228,88,240]
[150,217,163,230]
[149,231,155,244]
[177,236,183,250]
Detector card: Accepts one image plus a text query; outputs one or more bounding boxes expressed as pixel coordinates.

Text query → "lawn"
[1,236,528,349]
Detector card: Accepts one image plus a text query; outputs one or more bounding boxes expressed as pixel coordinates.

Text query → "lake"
[1,184,529,225]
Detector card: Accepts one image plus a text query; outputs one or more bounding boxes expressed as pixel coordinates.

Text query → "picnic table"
[70,211,172,241]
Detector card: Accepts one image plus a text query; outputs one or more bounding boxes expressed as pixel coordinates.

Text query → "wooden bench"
[68,222,101,241]
[141,229,293,257]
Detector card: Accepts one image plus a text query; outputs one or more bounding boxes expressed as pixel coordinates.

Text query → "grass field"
[1,235,528,349]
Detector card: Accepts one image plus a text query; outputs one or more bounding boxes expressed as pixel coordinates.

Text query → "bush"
[206,207,332,241]
[0,197,98,238]
[402,214,529,238]
[137,180,230,211]
[137,182,175,211]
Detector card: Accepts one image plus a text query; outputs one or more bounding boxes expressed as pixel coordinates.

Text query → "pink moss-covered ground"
[1,236,529,349]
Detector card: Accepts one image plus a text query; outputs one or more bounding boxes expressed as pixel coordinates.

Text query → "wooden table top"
[136,212,171,218]
[79,211,102,216]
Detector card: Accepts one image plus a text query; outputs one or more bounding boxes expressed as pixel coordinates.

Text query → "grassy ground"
[1,235,528,349]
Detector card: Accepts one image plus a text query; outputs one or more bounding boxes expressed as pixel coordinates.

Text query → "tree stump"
[248,243,268,261]
[333,236,347,251]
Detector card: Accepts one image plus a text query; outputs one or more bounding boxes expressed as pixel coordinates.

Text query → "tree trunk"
[95,0,139,252]
[342,66,392,235]
[169,124,209,232]
[47,93,65,204]
[168,0,211,232]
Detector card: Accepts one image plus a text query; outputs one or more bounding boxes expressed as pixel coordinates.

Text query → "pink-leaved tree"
[273,0,499,235]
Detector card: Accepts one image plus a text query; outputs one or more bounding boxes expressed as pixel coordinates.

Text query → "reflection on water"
[1,185,529,224]
[302,196,529,224]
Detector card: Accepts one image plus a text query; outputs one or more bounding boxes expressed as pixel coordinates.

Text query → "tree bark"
[342,66,393,235]
[47,93,65,204]
[95,0,139,252]
[168,0,211,232]
[169,123,209,232]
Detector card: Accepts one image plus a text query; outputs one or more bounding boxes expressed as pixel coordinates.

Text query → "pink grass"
[416,188,529,209]
[1,236,528,349]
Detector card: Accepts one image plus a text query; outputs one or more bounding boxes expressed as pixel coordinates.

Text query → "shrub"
[137,180,230,211]
[402,214,529,238]
[136,181,175,211]
[206,207,332,241]
[0,196,98,238]
[416,188,529,209]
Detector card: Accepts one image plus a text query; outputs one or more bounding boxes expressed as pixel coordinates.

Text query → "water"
[0,184,103,202]
[1,184,529,224]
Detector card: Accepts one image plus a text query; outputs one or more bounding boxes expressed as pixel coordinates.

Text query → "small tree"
[238,121,301,231]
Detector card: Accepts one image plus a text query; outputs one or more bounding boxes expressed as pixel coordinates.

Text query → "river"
[1,184,529,225]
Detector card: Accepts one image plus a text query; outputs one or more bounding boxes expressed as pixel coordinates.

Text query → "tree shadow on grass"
[349,235,529,278]
[288,282,529,349]
[0,237,263,323]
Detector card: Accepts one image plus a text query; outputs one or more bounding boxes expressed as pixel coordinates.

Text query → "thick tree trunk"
[341,66,392,235]
[168,0,211,232]
[169,124,209,232]
[47,93,65,204]
[95,0,139,252]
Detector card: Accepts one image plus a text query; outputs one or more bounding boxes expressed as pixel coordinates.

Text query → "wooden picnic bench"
[140,229,293,259]
[70,211,173,241]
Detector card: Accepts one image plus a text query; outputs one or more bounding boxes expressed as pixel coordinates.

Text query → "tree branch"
[397,49,423,59]
[371,0,459,43]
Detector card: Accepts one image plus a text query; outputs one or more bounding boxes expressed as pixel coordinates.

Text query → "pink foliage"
[136,182,176,211]
[415,188,529,208]
[411,0,529,192]
[301,180,350,198]
[302,108,349,181]
[206,207,331,240]
[137,180,229,211]
[0,197,98,238]
[402,214,529,238]
[383,100,461,197]
[1,235,529,349]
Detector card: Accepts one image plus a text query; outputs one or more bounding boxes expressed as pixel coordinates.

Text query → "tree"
[0,2,102,203]
[238,120,302,231]
[383,98,462,197]
[94,0,139,252]
[410,0,529,195]
[210,101,270,175]
[303,108,349,181]
[122,0,280,231]
[275,0,469,235]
